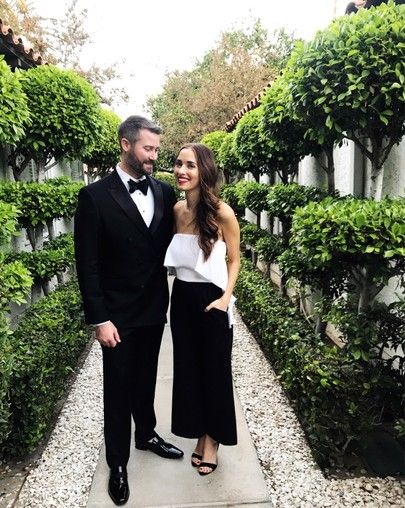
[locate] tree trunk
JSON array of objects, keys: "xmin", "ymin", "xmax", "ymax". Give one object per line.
[
  {"xmin": 47, "ymin": 220, "xmax": 56, "ymax": 241},
  {"xmin": 314, "ymin": 280, "xmax": 332, "ymax": 338},
  {"xmin": 41, "ymin": 279, "xmax": 51, "ymax": 296},
  {"xmin": 8, "ymin": 149, "xmax": 30, "ymax": 181},
  {"xmin": 281, "ymin": 168, "xmax": 289, "ymax": 184},
  {"xmin": 325, "ymin": 148, "xmax": 335, "ymax": 194},
  {"xmin": 12, "ymin": 168, "xmax": 22, "ymax": 181},
  {"xmin": 368, "ymin": 138, "xmax": 382, "ymax": 200},
  {"xmin": 357, "ymin": 266, "xmax": 374, "ymax": 313},
  {"xmin": 27, "ymin": 224, "xmax": 44, "ymax": 251},
  {"xmin": 279, "ymin": 219, "xmax": 291, "ymax": 296},
  {"xmin": 31, "ymin": 283, "xmax": 42, "ymax": 303},
  {"xmin": 36, "ymin": 158, "xmax": 46, "ymax": 182},
  {"xmin": 369, "ymin": 159, "xmax": 381, "ymax": 200},
  {"xmin": 315, "ymin": 316, "xmax": 328, "ymax": 338},
  {"xmin": 252, "ymin": 249, "xmax": 258, "ymax": 266},
  {"xmin": 279, "ymin": 272, "xmax": 287, "ymax": 296}
]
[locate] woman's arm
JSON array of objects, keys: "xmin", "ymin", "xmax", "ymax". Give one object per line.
[{"xmin": 206, "ymin": 201, "xmax": 240, "ymax": 311}]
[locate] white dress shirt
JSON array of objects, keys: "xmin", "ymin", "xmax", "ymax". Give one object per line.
[{"xmin": 116, "ymin": 164, "xmax": 155, "ymax": 227}]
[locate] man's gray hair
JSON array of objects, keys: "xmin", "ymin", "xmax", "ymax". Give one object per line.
[{"xmin": 118, "ymin": 115, "xmax": 162, "ymax": 147}]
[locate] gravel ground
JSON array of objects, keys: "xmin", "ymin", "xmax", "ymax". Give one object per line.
[
  {"xmin": 232, "ymin": 311, "xmax": 405, "ymax": 508},
  {"xmin": 15, "ymin": 343, "xmax": 104, "ymax": 508},
  {"xmin": 14, "ymin": 310, "xmax": 405, "ymax": 507}
]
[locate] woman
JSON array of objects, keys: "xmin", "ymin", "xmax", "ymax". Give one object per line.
[{"xmin": 164, "ymin": 143, "xmax": 240, "ymax": 476}]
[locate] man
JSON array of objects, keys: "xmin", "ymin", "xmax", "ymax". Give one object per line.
[{"xmin": 74, "ymin": 116, "xmax": 183, "ymax": 506}]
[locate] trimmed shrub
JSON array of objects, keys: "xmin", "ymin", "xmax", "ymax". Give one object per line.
[
  {"xmin": 235, "ymin": 259, "xmax": 403, "ymax": 465},
  {"xmin": 0, "ymin": 203, "xmax": 32, "ymax": 445},
  {"xmin": 240, "ymin": 222, "xmax": 269, "ymax": 246},
  {"xmin": 154, "ymin": 171, "xmax": 182, "ymax": 200},
  {"xmin": 0, "ymin": 315, "xmax": 13, "ymax": 449},
  {"xmin": 1, "ymin": 278, "xmax": 91, "ymax": 456},
  {"xmin": 0, "ymin": 180, "xmax": 84, "ymax": 228},
  {"xmin": 0, "ymin": 55, "xmax": 30, "ymax": 146},
  {"xmin": 220, "ymin": 183, "xmax": 244, "ymax": 216},
  {"xmin": 6, "ymin": 233, "xmax": 74, "ymax": 284}
]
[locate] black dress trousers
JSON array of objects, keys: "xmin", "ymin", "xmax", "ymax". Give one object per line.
[
  {"xmin": 170, "ymin": 278, "xmax": 237, "ymax": 446},
  {"xmin": 102, "ymin": 324, "xmax": 164, "ymax": 468}
]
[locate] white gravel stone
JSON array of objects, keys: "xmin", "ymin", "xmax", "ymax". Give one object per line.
[
  {"xmin": 232, "ymin": 310, "xmax": 405, "ymax": 508},
  {"xmin": 15, "ymin": 341, "xmax": 103, "ymax": 508}
]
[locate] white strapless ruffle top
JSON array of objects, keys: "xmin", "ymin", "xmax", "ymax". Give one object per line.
[{"xmin": 164, "ymin": 233, "xmax": 236, "ymax": 326}]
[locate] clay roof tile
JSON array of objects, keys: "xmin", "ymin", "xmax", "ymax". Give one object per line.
[
  {"xmin": 0, "ymin": 19, "xmax": 43, "ymax": 67},
  {"xmin": 225, "ymin": 81, "xmax": 273, "ymax": 132}
]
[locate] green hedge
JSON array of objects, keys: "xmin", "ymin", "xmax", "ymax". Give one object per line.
[
  {"xmin": 154, "ymin": 171, "xmax": 182, "ymax": 200},
  {"xmin": 1, "ymin": 278, "xmax": 91, "ymax": 457},
  {"xmin": 240, "ymin": 222, "xmax": 269, "ymax": 246},
  {"xmin": 0, "ymin": 316, "xmax": 13, "ymax": 447},
  {"xmin": 235, "ymin": 259, "xmax": 403, "ymax": 465},
  {"xmin": 220, "ymin": 183, "xmax": 244, "ymax": 216},
  {"xmin": 6, "ymin": 233, "xmax": 74, "ymax": 284},
  {"xmin": 0, "ymin": 179, "xmax": 84, "ymax": 228},
  {"xmin": 0, "ymin": 202, "xmax": 32, "ymax": 445}
]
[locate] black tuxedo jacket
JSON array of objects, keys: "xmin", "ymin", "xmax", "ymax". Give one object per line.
[{"xmin": 74, "ymin": 170, "xmax": 176, "ymax": 328}]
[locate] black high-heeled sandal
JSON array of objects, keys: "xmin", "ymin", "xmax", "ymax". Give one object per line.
[
  {"xmin": 191, "ymin": 452, "xmax": 203, "ymax": 467},
  {"xmin": 198, "ymin": 443, "xmax": 219, "ymax": 476}
]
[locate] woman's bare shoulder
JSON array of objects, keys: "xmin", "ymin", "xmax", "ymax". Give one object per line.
[
  {"xmin": 217, "ymin": 200, "xmax": 236, "ymax": 223},
  {"xmin": 174, "ymin": 200, "xmax": 186, "ymax": 212}
]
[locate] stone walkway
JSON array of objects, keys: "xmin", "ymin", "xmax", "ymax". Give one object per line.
[{"xmin": 87, "ymin": 324, "xmax": 271, "ymax": 507}]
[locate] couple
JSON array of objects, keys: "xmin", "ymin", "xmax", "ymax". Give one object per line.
[{"xmin": 74, "ymin": 115, "xmax": 240, "ymax": 506}]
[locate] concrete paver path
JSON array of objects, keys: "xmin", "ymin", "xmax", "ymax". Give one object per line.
[{"xmin": 86, "ymin": 323, "xmax": 272, "ymax": 507}]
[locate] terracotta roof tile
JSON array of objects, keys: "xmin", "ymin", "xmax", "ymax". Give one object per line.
[
  {"xmin": 0, "ymin": 18, "xmax": 43, "ymax": 67},
  {"xmin": 225, "ymin": 82, "xmax": 273, "ymax": 132}
]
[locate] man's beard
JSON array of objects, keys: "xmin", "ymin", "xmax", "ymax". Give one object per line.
[{"xmin": 126, "ymin": 153, "xmax": 154, "ymax": 177}]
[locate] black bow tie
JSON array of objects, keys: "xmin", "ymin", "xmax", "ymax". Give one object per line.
[{"xmin": 128, "ymin": 178, "xmax": 148, "ymax": 195}]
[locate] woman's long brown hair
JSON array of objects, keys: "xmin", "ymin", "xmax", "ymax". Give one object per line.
[{"xmin": 177, "ymin": 143, "xmax": 221, "ymax": 260}]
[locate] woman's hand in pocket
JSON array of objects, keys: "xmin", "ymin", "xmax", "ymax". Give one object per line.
[{"xmin": 205, "ymin": 297, "xmax": 228, "ymax": 313}]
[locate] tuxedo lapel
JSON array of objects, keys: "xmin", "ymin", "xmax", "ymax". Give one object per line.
[
  {"xmin": 107, "ymin": 170, "xmax": 152, "ymax": 240},
  {"xmin": 149, "ymin": 177, "xmax": 164, "ymax": 236}
]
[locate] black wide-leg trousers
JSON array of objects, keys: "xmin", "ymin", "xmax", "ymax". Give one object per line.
[
  {"xmin": 170, "ymin": 278, "xmax": 237, "ymax": 446},
  {"xmin": 101, "ymin": 324, "xmax": 164, "ymax": 468}
]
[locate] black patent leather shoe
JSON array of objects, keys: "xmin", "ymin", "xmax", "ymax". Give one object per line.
[
  {"xmin": 135, "ymin": 434, "xmax": 184, "ymax": 459},
  {"xmin": 108, "ymin": 466, "xmax": 129, "ymax": 506}
]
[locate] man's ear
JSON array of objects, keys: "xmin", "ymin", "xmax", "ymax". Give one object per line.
[{"xmin": 121, "ymin": 138, "xmax": 131, "ymax": 152}]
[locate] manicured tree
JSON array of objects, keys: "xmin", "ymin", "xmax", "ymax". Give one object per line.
[
  {"xmin": 0, "ymin": 202, "xmax": 32, "ymax": 448},
  {"xmin": 155, "ymin": 147, "xmax": 176, "ymax": 172},
  {"xmin": 235, "ymin": 180, "xmax": 270, "ymax": 227},
  {"xmin": 233, "ymin": 106, "xmax": 269, "ymax": 182},
  {"xmin": 261, "ymin": 75, "xmax": 318, "ymax": 185},
  {"xmin": 200, "ymin": 131, "xmax": 227, "ymax": 160},
  {"xmin": 217, "ymin": 131, "xmax": 244, "ymax": 183},
  {"xmin": 219, "ymin": 183, "xmax": 244, "ymax": 216},
  {"xmin": 267, "ymin": 182, "xmax": 329, "ymax": 296},
  {"xmin": 0, "ymin": 56, "xmax": 30, "ymax": 146},
  {"xmin": 83, "ymin": 108, "xmax": 121, "ymax": 181},
  {"xmin": 286, "ymin": 1, "xmax": 405, "ymax": 198},
  {"xmin": 200, "ymin": 130, "xmax": 228, "ymax": 179},
  {"xmin": 9, "ymin": 65, "xmax": 103, "ymax": 181},
  {"xmin": 288, "ymin": 197, "xmax": 405, "ymax": 313},
  {"xmin": 0, "ymin": 179, "xmax": 83, "ymax": 250},
  {"xmin": 273, "ymin": 55, "xmax": 341, "ymax": 193},
  {"xmin": 154, "ymin": 171, "xmax": 182, "ymax": 200}
]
